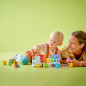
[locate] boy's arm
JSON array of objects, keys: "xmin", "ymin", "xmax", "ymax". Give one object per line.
[
  {"xmin": 25, "ymin": 49, "xmax": 35, "ymax": 63},
  {"xmin": 25, "ymin": 43, "xmax": 47, "ymax": 63},
  {"xmin": 33, "ymin": 43, "xmax": 47, "ymax": 55}
]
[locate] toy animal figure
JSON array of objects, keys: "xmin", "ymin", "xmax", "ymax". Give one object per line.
[{"xmin": 9, "ymin": 54, "xmax": 30, "ymax": 65}]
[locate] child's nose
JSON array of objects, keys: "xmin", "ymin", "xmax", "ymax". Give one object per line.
[
  {"xmin": 68, "ymin": 43, "xmax": 71, "ymax": 48},
  {"xmin": 51, "ymin": 41, "xmax": 54, "ymax": 44}
]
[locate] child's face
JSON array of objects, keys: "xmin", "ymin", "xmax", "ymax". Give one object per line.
[{"xmin": 49, "ymin": 35, "xmax": 61, "ymax": 48}]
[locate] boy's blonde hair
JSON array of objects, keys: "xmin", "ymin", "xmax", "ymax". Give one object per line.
[{"xmin": 50, "ymin": 31, "xmax": 64, "ymax": 43}]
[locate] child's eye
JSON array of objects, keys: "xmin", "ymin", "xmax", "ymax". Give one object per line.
[
  {"xmin": 69, "ymin": 41, "xmax": 73, "ymax": 45},
  {"xmin": 51, "ymin": 39, "xmax": 52, "ymax": 41},
  {"xmin": 54, "ymin": 41, "xmax": 56, "ymax": 43}
]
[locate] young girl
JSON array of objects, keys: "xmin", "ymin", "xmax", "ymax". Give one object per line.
[{"xmin": 9, "ymin": 31, "xmax": 64, "ymax": 64}]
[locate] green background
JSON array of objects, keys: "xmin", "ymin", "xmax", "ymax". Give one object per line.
[{"xmin": 0, "ymin": 0, "xmax": 86, "ymax": 86}]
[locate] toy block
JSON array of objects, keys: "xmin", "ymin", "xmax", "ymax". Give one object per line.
[
  {"xmin": 43, "ymin": 63, "xmax": 48, "ymax": 68},
  {"xmin": 49, "ymin": 53, "xmax": 51, "ymax": 56},
  {"xmin": 35, "ymin": 56, "xmax": 40, "ymax": 64},
  {"xmin": 53, "ymin": 54, "xmax": 59, "ymax": 59},
  {"xmin": 32, "ymin": 56, "xmax": 36, "ymax": 66},
  {"xmin": 36, "ymin": 60, "xmax": 40, "ymax": 64},
  {"xmin": 53, "ymin": 59, "xmax": 57, "ymax": 62},
  {"xmin": 32, "ymin": 61, "xmax": 36, "ymax": 66},
  {"xmin": 50, "ymin": 58, "xmax": 53, "ymax": 62},
  {"xmin": 48, "ymin": 53, "xmax": 52, "ymax": 58},
  {"xmin": 32, "ymin": 56, "xmax": 35, "ymax": 60},
  {"xmin": 48, "ymin": 63, "xmax": 51, "ymax": 67},
  {"xmin": 39, "ymin": 55, "xmax": 43, "ymax": 59},
  {"xmin": 51, "ymin": 63, "xmax": 55, "ymax": 67},
  {"xmin": 53, "ymin": 54, "xmax": 57, "ymax": 59},
  {"xmin": 43, "ymin": 59, "xmax": 46, "ymax": 63},
  {"xmin": 14, "ymin": 61, "xmax": 17, "ymax": 65},
  {"xmin": 14, "ymin": 65, "xmax": 18, "ymax": 68},
  {"xmin": 43, "ymin": 55, "xmax": 46, "ymax": 59},
  {"xmin": 36, "ymin": 63, "xmax": 40, "ymax": 68},
  {"xmin": 57, "ymin": 55, "xmax": 59, "ymax": 58},
  {"xmin": 57, "ymin": 58, "xmax": 60, "ymax": 62},
  {"xmin": 36, "ymin": 56, "xmax": 40, "ymax": 61},
  {"xmin": 40, "ymin": 59, "xmax": 43, "ymax": 63},
  {"xmin": 55, "ymin": 63, "xmax": 60, "ymax": 68},
  {"xmin": 69, "ymin": 63, "xmax": 73, "ymax": 68},
  {"xmin": 8, "ymin": 61, "xmax": 12, "ymax": 65},
  {"xmin": 47, "ymin": 58, "xmax": 50, "ymax": 63},
  {"xmin": 2, "ymin": 61, "xmax": 6, "ymax": 65}
]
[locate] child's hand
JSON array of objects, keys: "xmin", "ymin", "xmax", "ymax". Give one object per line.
[{"xmin": 33, "ymin": 45, "xmax": 41, "ymax": 55}]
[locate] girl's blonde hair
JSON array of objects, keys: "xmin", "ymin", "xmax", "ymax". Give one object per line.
[{"xmin": 50, "ymin": 31, "xmax": 64, "ymax": 43}]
